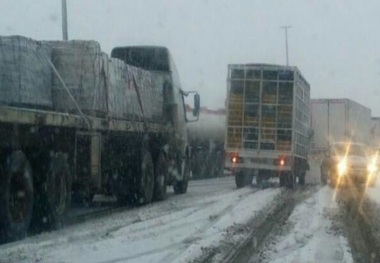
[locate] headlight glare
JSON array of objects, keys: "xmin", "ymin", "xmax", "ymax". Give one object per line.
[
  {"xmin": 338, "ymin": 160, "xmax": 346, "ymax": 176},
  {"xmin": 368, "ymin": 163, "xmax": 378, "ymax": 173}
]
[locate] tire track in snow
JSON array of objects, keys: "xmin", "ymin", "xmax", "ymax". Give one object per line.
[
  {"xmin": 95, "ymin": 188, "xmax": 261, "ymax": 263},
  {"xmin": 0, "ymin": 179, "xmax": 253, "ymax": 263}
]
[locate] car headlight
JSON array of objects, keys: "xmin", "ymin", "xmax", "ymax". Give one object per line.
[
  {"xmin": 338, "ymin": 160, "xmax": 346, "ymax": 176},
  {"xmin": 367, "ymin": 163, "xmax": 378, "ymax": 173}
]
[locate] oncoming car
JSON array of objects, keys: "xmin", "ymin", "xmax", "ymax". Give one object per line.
[{"xmin": 320, "ymin": 142, "xmax": 378, "ymax": 187}]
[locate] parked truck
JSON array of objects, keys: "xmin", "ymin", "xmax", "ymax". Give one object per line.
[
  {"xmin": 224, "ymin": 64, "xmax": 311, "ymax": 188},
  {"xmin": 310, "ymin": 99, "xmax": 371, "ymax": 153},
  {"xmin": 0, "ymin": 36, "xmax": 199, "ymax": 242}
]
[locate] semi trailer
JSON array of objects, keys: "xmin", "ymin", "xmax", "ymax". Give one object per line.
[
  {"xmin": 224, "ymin": 64, "xmax": 311, "ymax": 188},
  {"xmin": 0, "ymin": 36, "xmax": 199, "ymax": 242}
]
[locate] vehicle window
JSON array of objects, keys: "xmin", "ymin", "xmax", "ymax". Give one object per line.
[{"xmin": 332, "ymin": 144, "xmax": 366, "ymax": 156}]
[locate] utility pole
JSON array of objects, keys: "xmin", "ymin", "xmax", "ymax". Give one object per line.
[
  {"xmin": 62, "ymin": 0, "xmax": 68, "ymax": 40},
  {"xmin": 280, "ymin": 26, "xmax": 291, "ymax": 66}
]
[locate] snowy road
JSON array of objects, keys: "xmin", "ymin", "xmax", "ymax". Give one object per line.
[
  {"xmin": 2, "ymin": 171, "xmax": 380, "ymax": 263},
  {"xmin": 0, "ymin": 177, "xmax": 282, "ymax": 263},
  {"xmin": 252, "ymin": 187, "xmax": 354, "ymax": 263}
]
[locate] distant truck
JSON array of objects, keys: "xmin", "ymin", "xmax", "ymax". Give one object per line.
[
  {"xmin": 370, "ymin": 117, "xmax": 380, "ymax": 146},
  {"xmin": 310, "ymin": 99, "xmax": 371, "ymax": 153},
  {"xmin": 224, "ymin": 64, "xmax": 311, "ymax": 188},
  {"xmin": 0, "ymin": 36, "xmax": 199, "ymax": 242},
  {"xmin": 187, "ymin": 107, "xmax": 225, "ymax": 179}
]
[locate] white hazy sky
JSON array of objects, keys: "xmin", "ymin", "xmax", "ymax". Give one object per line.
[{"xmin": 1, "ymin": 0, "xmax": 380, "ymax": 114}]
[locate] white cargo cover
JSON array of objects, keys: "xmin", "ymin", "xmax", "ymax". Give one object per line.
[
  {"xmin": 311, "ymin": 98, "xmax": 371, "ymax": 152},
  {"xmin": 107, "ymin": 58, "xmax": 127, "ymax": 119},
  {"xmin": 0, "ymin": 35, "xmax": 52, "ymax": 108},
  {"xmin": 47, "ymin": 40, "xmax": 107, "ymax": 116},
  {"xmin": 127, "ymin": 65, "xmax": 164, "ymax": 121}
]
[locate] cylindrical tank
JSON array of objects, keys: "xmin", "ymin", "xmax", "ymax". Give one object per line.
[{"xmin": 187, "ymin": 107, "xmax": 226, "ymax": 179}]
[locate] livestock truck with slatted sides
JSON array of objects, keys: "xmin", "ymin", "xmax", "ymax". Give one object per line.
[
  {"xmin": 224, "ymin": 64, "xmax": 311, "ymax": 188},
  {"xmin": 0, "ymin": 36, "xmax": 200, "ymax": 243}
]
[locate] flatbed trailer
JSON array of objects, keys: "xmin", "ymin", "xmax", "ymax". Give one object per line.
[{"xmin": 0, "ymin": 41, "xmax": 200, "ymax": 243}]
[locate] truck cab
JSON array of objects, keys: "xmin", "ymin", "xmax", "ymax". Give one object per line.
[{"xmin": 111, "ymin": 46, "xmax": 200, "ymax": 191}]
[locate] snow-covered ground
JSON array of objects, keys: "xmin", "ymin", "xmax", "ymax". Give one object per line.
[
  {"xmin": 0, "ymin": 177, "xmax": 281, "ymax": 263},
  {"xmin": 366, "ymin": 175, "xmax": 380, "ymax": 205},
  {"xmin": 254, "ymin": 186, "xmax": 354, "ymax": 263}
]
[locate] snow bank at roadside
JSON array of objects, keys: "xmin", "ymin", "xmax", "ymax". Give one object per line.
[{"xmin": 257, "ymin": 187, "xmax": 353, "ymax": 263}]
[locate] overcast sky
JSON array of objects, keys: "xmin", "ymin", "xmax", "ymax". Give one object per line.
[{"xmin": 1, "ymin": 0, "xmax": 380, "ymax": 114}]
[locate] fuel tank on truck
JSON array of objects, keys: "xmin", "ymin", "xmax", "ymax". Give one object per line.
[{"xmin": 187, "ymin": 107, "xmax": 226, "ymax": 179}]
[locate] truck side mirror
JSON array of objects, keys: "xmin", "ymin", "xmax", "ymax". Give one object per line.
[{"xmin": 193, "ymin": 94, "xmax": 200, "ymax": 117}]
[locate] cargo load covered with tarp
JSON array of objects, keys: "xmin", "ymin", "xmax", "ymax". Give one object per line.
[
  {"xmin": 107, "ymin": 58, "xmax": 127, "ymax": 119},
  {"xmin": 46, "ymin": 40, "xmax": 107, "ymax": 116},
  {"xmin": 106, "ymin": 60, "xmax": 164, "ymax": 121},
  {"xmin": 0, "ymin": 35, "xmax": 52, "ymax": 108},
  {"xmin": 124, "ymin": 65, "xmax": 164, "ymax": 121}
]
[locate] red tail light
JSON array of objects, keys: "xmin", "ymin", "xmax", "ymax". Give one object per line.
[{"xmin": 231, "ymin": 156, "xmax": 243, "ymax": 163}]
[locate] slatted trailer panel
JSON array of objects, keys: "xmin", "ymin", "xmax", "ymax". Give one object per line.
[{"xmin": 225, "ymin": 64, "xmax": 310, "ymax": 159}]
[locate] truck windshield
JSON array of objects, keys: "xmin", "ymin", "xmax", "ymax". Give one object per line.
[
  {"xmin": 332, "ymin": 144, "xmax": 366, "ymax": 157},
  {"xmin": 111, "ymin": 47, "xmax": 170, "ymax": 72}
]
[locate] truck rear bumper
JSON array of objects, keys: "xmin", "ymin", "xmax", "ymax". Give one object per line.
[{"xmin": 224, "ymin": 159, "xmax": 292, "ymax": 172}]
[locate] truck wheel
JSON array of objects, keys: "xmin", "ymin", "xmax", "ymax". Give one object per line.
[
  {"xmin": 33, "ymin": 153, "xmax": 71, "ymax": 230},
  {"xmin": 45, "ymin": 153, "xmax": 71, "ymax": 229},
  {"xmin": 279, "ymin": 173, "xmax": 286, "ymax": 187},
  {"xmin": 0, "ymin": 151, "xmax": 33, "ymax": 243},
  {"xmin": 113, "ymin": 167, "xmax": 132, "ymax": 206},
  {"xmin": 320, "ymin": 166, "xmax": 327, "ymax": 185},
  {"xmin": 173, "ymin": 159, "xmax": 190, "ymax": 194},
  {"xmin": 320, "ymin": 174, "xmax": 327, "ymax": 185},
  {"xmin": 153, "ymin": 152, "xmax": 168, "ymax": 201},
  {"xmin": 247, "ymin": 174, "xmax": 253, "ymax": 186},
  {"xmin": 235, "ymin": 171, "xmax": 246, "ymax": 188},
  {"xmin": 298, "ymin": 172, "xmax": 306, "ymax": 186},
  {"xmin": 329, "ymin": 173, "xmax": 337, "ymax": 188},
  {"xmin": 135, "ymin": 150, "xmax": 155, "ymax": 204},
  {"xmin": 286, "ymin": 172, "xmax": 296, "ymax": 189},
  {"xmin": 256, "ymin": 173, "xmax": 263, "ymax": 186}
]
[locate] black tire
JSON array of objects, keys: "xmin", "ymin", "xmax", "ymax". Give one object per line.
[
  {"xmin": 279, "ymin": 173, "xmax": 286, "ymax": 187},
  {"xmin": 0, "ymin": 151, "xmax": 33, "ymax": 243},
  {"xmin": 134, "ymin": 150, "xmax": 155, "ymax": 204},
  {"xmin": 298, "ymin": 172, "xmax": 306, "ymax": 186},
  {"xmin": 153, "ymin": 152, "xmax": 168, "ymax": 201},
  {"xmin": 34, "ymin": 153, "xmax": 71, "ymax": 230},
  {"xmin": 246, "ymin": 174, "xmax": 253, "ymax": 186},
  {"xmin": 256, "ymin": 173, "xmax": 263, "ymax": 186},
  {"xmin": 329, "ymin": 174, "xmax": 337, "ymax": 188},
  {"xmin": 286, "ymin": 172, "xmax": 296, "ymax": 189},
  {"xmin": 321, "ymin": 174, "xmax": 327, "ymax": 185},
  {"xmin": 320, "ymin": 166, "xmax": 327, "ymax": 185},
  {"xmin": 173, "ymin": 159, "xmax": 190, "ymax": 194},
  {"xmin": 113, "ymin": 167, "xmax": 132, "ymax": 206},
  {"xmin": 235, "ymin": 171, "xmax": 246, "ymax": 188}
]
